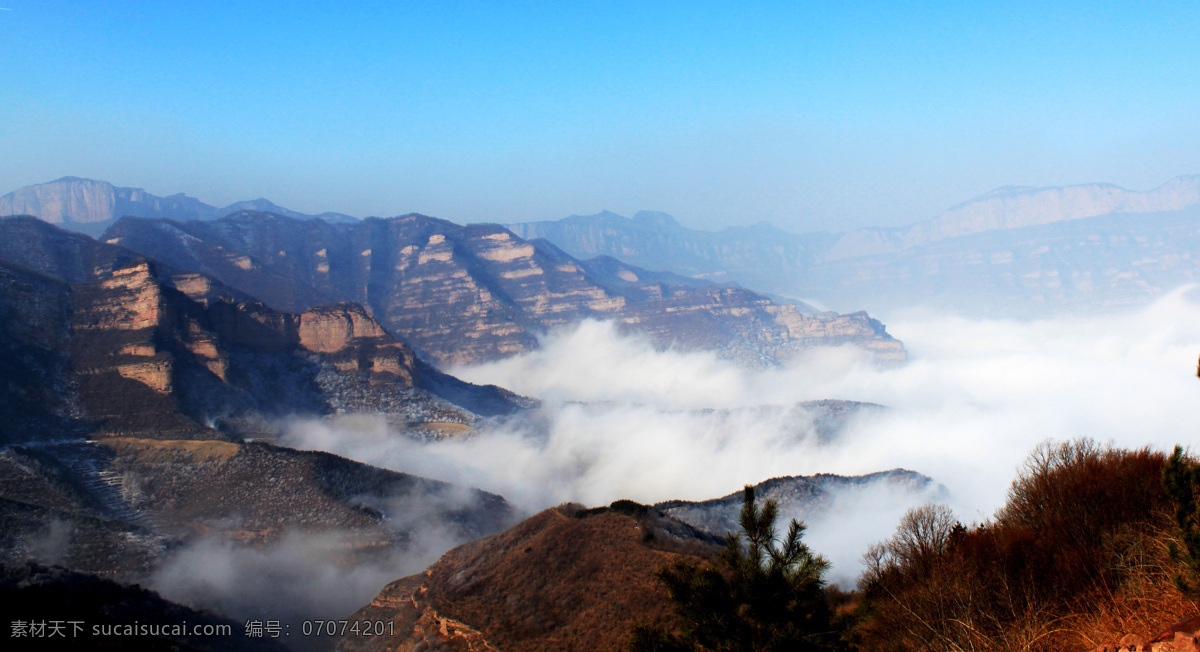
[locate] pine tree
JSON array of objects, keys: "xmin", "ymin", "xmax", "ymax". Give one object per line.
[
  {"xmin": 1163, "ymin": 445, "xmax": 1200, "ymax": 594},
  {"xmin": 629, "ymin": 485, "xmax": 838, "ymax": 651}
]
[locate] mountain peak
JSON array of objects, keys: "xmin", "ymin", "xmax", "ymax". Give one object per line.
[
  {"xmin": 563, "ymin": 209, "xmax": 628, "ymax": 222},
  {"xmin": 632, "ymin": 210, "xmax": 679, "ymax": 228}
]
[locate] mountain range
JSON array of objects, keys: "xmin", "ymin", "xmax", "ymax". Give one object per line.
[
  {"xmin": 96, "ymin": 212, "xmax": 903, "ymax": 365},
  {"xmin": 2, "ymin": 173, "xmax": 1195, "ymax": 648},
  {"xmin": 10, "ymin": 174, "xmax": 1200, "ymax": 317},
  {"xmin": 0, "ymin": 175, "xmax": 935, "ymax": 650},
  {"xmin": 508, "ymin": 176, "xmax": 1200, "ymax": 315},
  {"xmin": 0, "ymin": 176, "xmax": 356, "ymax": 237}
]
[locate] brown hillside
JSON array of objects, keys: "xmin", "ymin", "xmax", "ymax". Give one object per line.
[{"xmin": 339, "ymin": 504, "xmax": 722, "ymax": 652}]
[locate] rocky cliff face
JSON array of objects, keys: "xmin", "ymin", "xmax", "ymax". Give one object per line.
[
  {"xmin": 0, "ymin": 227, "xmax": 529, "ymax": 443},
  {"xmin": 103, "ymin": 212, "xmax": 904, "ymax": 365},
  {"xmin": 0, "ymin": 215, "xmax": 149, "ymax": 283},
  {"xmin": 338, "ymin": 503, "xmax": 721, "ymax": 652},
  {"xmin": 64, "ymin": 260, "xmax": 436, "ymax": 438},
  {"xmin": 0, "ymin": 177, "xmax": 215, "ymax": 230}
]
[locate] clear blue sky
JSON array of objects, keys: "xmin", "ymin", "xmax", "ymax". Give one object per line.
[{"xmin": 2, "ymin": 1, "xmax": 1198, "ymax": 231}]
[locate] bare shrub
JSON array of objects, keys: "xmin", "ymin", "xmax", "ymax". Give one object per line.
[{"xmin": 854, "ymin": 439, "xmax": 1178, "ymax": 652}]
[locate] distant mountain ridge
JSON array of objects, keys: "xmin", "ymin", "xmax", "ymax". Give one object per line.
[
  {"xmin": 0, "ymin": 177, "xmax": 356, "ymax": 236},
  {"xmin": 507, "ymin": 176, "xmax": 1200, "ymax": 315},
  {"xmin": 656, "ymin": 468, "xmax": 947, "ymax": 538},
  {"xmin": 827, "ymin": 175, "xmax": 1200, "ymax": 260}
]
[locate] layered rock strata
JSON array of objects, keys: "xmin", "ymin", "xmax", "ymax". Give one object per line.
[
  {"xmin": 103, "ymin": 212, "xmax": 905, "ymax": 365},
  {"xmin": 0, "ymin": 235, "xmax": 527, "ymax": 443}
]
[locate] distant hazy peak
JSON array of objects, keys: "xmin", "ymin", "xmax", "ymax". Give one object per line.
[
  {"xmin": 0, "ymin": 177, "xmax": 358, "ymax": 230},
  {"xmin": 555, "ymin": 209, "xmax": 627, "ymax": 222},
  {"xmin": 927, "ymin": 175, "xmax": 1200, "ymax": 241},
  {"xmin": 631, "ymin": 210, "xmax": 680, "ymax": 227},
  {"xmin": 216, "ymin": 198, "xmax": 357, "ymax": 223},
  {"xmin": 219, "ymin": 197, "xmax": 281, "ymax": 211}
]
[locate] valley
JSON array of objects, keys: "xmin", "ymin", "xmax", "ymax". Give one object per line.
[
  {"xmin": 6, "ymin": 6, "xmax": 1198, "ymax": 649},
  {"xmin": 1, "ymin": 176, "xmax": 1198, "ymax": 651}
]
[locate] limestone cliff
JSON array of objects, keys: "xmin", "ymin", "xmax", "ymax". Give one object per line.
[
  {"xmin": 0, "ymin": 243, "xmax": 528, "ymax": 443},
  {"xmin": 103, "ymin": 212, "xmax": 905, "ymax": 365},
  {"xmin": 0, "ymin": 177, "xmax": 214, "ymax": 230}
]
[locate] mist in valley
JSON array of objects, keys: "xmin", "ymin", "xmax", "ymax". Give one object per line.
[
  {"xmin": 274, "ymin": 285, "xmax": 1200, "ymax": 584},
  {"xmin": 141, "ymin": 485, "xmax": 499, "ymax": 638}
]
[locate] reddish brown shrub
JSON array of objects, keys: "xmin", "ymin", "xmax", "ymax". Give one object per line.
[{"xmin": 854, "ymin": 439, "xmax": 1185, "ymax": 652}]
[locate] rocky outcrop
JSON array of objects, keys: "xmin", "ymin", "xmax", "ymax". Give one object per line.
[
  {"xmin": 103, "ymin": 212, "xmax": 905, "ymax": 365},
  {"xmin": 0, "ymin": 215, "xmax": 261, "ymax": 307},
  {"xmin": 338, "ymin": 503, "xmax": 721, "ymax": 652},
  {"xmin": 1092, "ymin": 615, "xmax": 1200, "ymax": 652}
]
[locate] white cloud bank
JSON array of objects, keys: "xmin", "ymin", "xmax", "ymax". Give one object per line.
[{"xmin": 279, "ymin": 286, "xmax": 1200, "ymax": 580}]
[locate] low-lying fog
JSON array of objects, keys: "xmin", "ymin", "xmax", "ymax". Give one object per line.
[{"xmin": 278, "ymin": 285, "xmax": 1200, "ymax": 585}]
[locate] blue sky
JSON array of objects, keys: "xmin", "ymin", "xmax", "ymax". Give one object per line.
[{"xmin": 2, "ymin": 1, "xmax": 1198, "ymax": 231}]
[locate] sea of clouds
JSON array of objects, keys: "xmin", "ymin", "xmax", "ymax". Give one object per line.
[{"xmin": 276, "ymin": 285, "xmax": 1200, "ymax": 584}]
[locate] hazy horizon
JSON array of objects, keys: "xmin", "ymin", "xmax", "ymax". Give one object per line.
[
  {"xmin": 4, "ymin": 1, "xmax": 1199, "ymax": 232},
  {"xmin": 6, "ymin": 172, "xmax": 1200, "ymax": 238}
]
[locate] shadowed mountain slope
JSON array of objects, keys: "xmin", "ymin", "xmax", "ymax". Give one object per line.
[
  {"xmin": 0, "ymin": 439, "xmax": 516, "ymax": 577},
  {"xmin": 2, "ymin": 561, "xmax": 287, "ymax": 652},
  {"xmin": 0, "ymin": 229, "xmax": 528, "ymax": 444}
]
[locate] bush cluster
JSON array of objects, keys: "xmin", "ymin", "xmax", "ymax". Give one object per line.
[{"xmin": 855, "ymin": 439, "xmax": 1190, "ymax": 651}]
